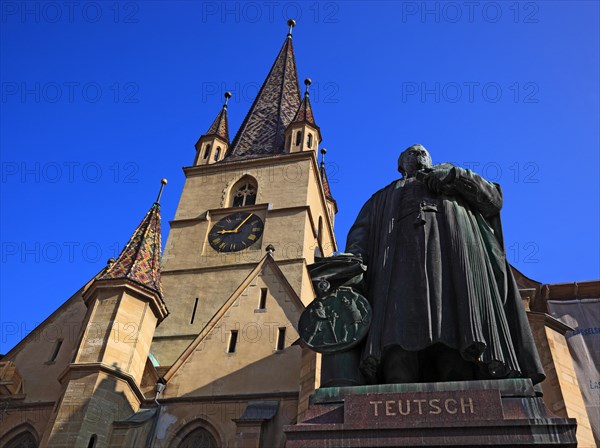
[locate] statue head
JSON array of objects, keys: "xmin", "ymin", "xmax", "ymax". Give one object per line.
[{"xmin": 398, "ymin": 144, "xmax": 432, "ymax": 177}]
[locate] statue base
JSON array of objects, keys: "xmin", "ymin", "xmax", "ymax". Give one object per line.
[{"xmin": 284, "ymin": 379, "xmax": 577, "ymax": 447}]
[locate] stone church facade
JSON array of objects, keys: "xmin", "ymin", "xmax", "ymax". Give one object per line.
[{"xmin": 0, "ymin": 23, "xmax": 597, "ymax": 448}]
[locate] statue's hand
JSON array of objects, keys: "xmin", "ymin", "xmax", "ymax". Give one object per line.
[{"xmin": 423, "ymin": 165, "xmax": 455, "ymax": 193}]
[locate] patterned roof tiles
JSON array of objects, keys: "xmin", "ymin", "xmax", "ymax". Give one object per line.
[
  {"xmin": 227, "ymin": 36, "xmax": 301, "ymax": 159},
  {"xmin": 100, "ymin": 202, "xmax": 163, "ymax": 296},
  {"xmin": 320, "ymin": 163, "xmax": 335, "ymax": 203},
  {"xmin": 291, "ymin": 93, "xmax": 316, "ymax": 126},
  {"xmin": 205, "ymin": 106, "xmax": 230, "ymax": 143}
]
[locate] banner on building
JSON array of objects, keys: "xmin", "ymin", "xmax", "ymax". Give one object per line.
[{"xmin": 548, "ymin": 298, "xmax": 599, "ymax": 446}]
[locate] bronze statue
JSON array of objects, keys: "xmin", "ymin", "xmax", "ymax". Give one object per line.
[{"xmin": 345, "ymin": 144, "xmax": 545, "ymax": 385}]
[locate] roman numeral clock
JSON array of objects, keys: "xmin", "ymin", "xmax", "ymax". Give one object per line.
[{"xmin": 207, "ymin": 208, "xmax": 265, "ymax": 253}]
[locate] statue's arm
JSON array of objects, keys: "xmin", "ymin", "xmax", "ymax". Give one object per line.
[
  {"xmin": 345, "ymin": 198, "xmax": 373, "ymax": 265},
  {"xmin": 452, "ymin": 166, "xmax": 503, "ymax": 217},
  {"xmin": 425, "ymin": 163, "xmax": 503, "ymax": 217}
]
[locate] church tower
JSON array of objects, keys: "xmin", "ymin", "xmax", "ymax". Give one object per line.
[
  {"xmin": 39, "ymin": 183, "xmax": 169, "ymax": 447},
  {"xmin": 151, "ymin": 21, "xmax": 337, "ymax": 368}
]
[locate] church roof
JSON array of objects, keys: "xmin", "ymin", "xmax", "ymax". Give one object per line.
[
  {"xmin": 204, "ymin": 105, "xmax": 230, "ymax": 143},
  {"xmin": 100, "ymin": 202, "xmax": 163, "ymax": 297},
  {"xmin": 227, "ymin": 35, "xmax": 301, "ymax": 160}
]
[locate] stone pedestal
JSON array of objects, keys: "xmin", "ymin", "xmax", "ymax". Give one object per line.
[{"xmin": 284, "ymin": 379, "xmax": 577, "ymax": 447}]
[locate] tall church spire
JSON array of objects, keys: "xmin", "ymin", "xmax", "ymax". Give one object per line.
[
  {"xmin": 227, "ymin": 20, "xmax": 301, "ymax": 159},
  {"xmin": 100, "ymin": 181, "xmax": 166, "ymax": 297}
]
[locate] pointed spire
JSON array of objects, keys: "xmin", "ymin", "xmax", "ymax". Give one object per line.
[
  {"xmin": 319, "ymin": 148, "xmax": 334, "ymax": 202},
  {"xmin": 291, "ymin": 78, "xmax": 317, "ymax": 126},
  {"xmin": 204, "ymin": 92, "xmax": 231, "ymax": 143},
  {"xmin": 100, "ymin": 180, "xmax": 165, "ymax": 296},
  {"xmin": 228, "ymin": 21, "xmax": 301, "ymax": 159}
]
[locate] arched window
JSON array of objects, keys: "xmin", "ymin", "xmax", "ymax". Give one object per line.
[
  {"xmin": 203, "ymin": 144, "xmax": 211, "ymax": 159},
  {"xmin": 231, "ymin": 177, "xmax": 257, "ymax": 207},
  {"xmin": 178, "ymin": 428, "xmax": 218, "ymax": 448},
  {"xmin": 4, "ymin": 431, "xmax": 37, "ymax": 448},
  {"xmin": 307, "ymin": 133, "xmax": 313, "ymax": 148},
  {"xmin": 213, "ymin": 147, "xmax": 221, "ymax": 162},
  {"xmin": 295, "ymin": 131, "xmax": 302, "ymax": 146}
]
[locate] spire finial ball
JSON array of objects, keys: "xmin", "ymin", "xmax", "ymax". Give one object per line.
[
  {"xmin": 287, "ymin": 19, "xmax": 296, "ymax": 28},
  {"xmin": 304, "ymin": 78, "xmax": 312, "ymax": 87},
  {"xmin": 224, "ymin": 91, "xmax": 232, "ymax": 99},
  {"xmin": 321, "ymin": 148, "xmax": 327, "ymax": 155},
  {"xmin": 161, "ymin": 178, "xmax": 168, "ymax": 185}
]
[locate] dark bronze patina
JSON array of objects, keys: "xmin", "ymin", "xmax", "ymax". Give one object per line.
[{"xmin": 304, "ymin": 145, "xmax": 545, "ymax": 386}]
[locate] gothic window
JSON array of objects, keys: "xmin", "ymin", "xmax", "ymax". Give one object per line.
[
  {"xmin": 214, "ymin": 147, "xmax": 221, "ymax": 162},
  {"xmin": 203, "ymin": 144, "xmax": 211, "ymax": 159},
  {"xmin": 4, "ymin": 432, "xmax": 37, "ymax": 448},
  {"xmin": 307, "ymin": 133, "xmax": 313, "ymax": 148},
  {"xmin": 231, "ymin": 177, "xmax": 257, "ymax": 207},
  {"xmin": 178, "ymin": 428, "xmax": 218, "ymax": 448},
  {"xmin": 87, "ymin": 435, "xmax": 97, "ymax": 448},
  {"xmin": 295, "ymin": 130, "xmax": 302, "ymax": 146}
]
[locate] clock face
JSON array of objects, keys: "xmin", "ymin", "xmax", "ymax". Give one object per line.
[{"xmin": 208, "ymin": 211, "xmax": 265, "ymax": 253}]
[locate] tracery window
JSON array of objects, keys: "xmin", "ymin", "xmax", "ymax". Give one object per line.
[
  {"xmin": 178, "ymin": 428, "xmax": 218, "ymax": 448},
  {"xmin": 4, "ymin": 432, "xmax": 37, "ymax": 448},
  {"xmin": 231, "ymin": 177, "xmax": 257, "ymax": 207}
]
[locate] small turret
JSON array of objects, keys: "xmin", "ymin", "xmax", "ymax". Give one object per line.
[
  {"xmin": 285, "ymin": 78, "xmax": 322, "ymax": 153},
  {"xmin": 195, "ymin": 92, "xmax": 231, "ymax": 165}
]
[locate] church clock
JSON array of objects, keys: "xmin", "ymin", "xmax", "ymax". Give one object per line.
[{"xmin": 208, "ymin": 211, "xmax": 265, "ymax": 253}]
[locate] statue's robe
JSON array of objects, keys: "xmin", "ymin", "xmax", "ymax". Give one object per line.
[{"xmin": 346, "ymin": 165, "xmax": 545, "ymax": 384}]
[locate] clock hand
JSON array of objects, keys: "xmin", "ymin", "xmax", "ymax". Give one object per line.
[
  {"xmin": 216, "ymin": 213, "xmax": 254, "ymax": 234},
  {"xmin": 231, "ymin": 213, "xmax": 254, "ymax": 233}
]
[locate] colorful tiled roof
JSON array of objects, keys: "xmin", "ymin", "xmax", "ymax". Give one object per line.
[
  {"xmin": 291, "ymin": 92, "xmax": 316, "ymax": 126},
  {"xmin": 320, "ymin": 163, "xmax": 335, "ymax": 203},
  {"xmin": 100, "ymin": 202, "xmax": 163, "ymax": 296},
  {"xmin": 227, "ymin": 36, "xmax": 301, "ymax": 159},
  {"xmin": 205, "ymin": 106, "xmax": 230, "ymax": 143}
]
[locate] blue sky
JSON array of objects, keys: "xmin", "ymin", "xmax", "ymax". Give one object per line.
[{"xmin": 1, "ymin": 1, "xmax": 598, "ymax": 353}]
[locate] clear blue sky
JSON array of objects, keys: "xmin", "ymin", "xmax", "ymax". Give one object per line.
[{"xmin": 1, "ymin": 1, "xmax": 598, "ymax": 353}]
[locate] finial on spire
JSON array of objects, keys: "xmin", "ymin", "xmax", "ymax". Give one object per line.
[
  {"xmin": 320, "ymin": 148, "xmax": 327, "ymax": 167},
  {"xmin": 266, "ymin": 244, "xmax": 276, "ymax": 254},
  {"xmin": 304, "ymin": 78, "xmax": 312, "ymax": 97},
  {"xmin": 156, "ymin": 178, "xmax": 168, "ymax": 204},
  {"xmin": 223, "ymin": 91, "xmax": 232, "ymax": 109},
  {"xmin": 287, "ymin": 19, "xmax": 296, "ymax": 38}
]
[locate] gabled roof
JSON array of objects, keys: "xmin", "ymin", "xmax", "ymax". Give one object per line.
[
  {"xmin": 162, "ymin": 252, "xmax": 304, "ymax": 382},
  {"xmin": 204, "ymin": 105, "xmax": 230, "ymax": 143},
  {"xmin": 227, "ymin": 35, "xmax": 301, "ymax": 160},
  {"xmin": 100, "ymin": 202, "xmax": 163, "ymax": 297}
]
